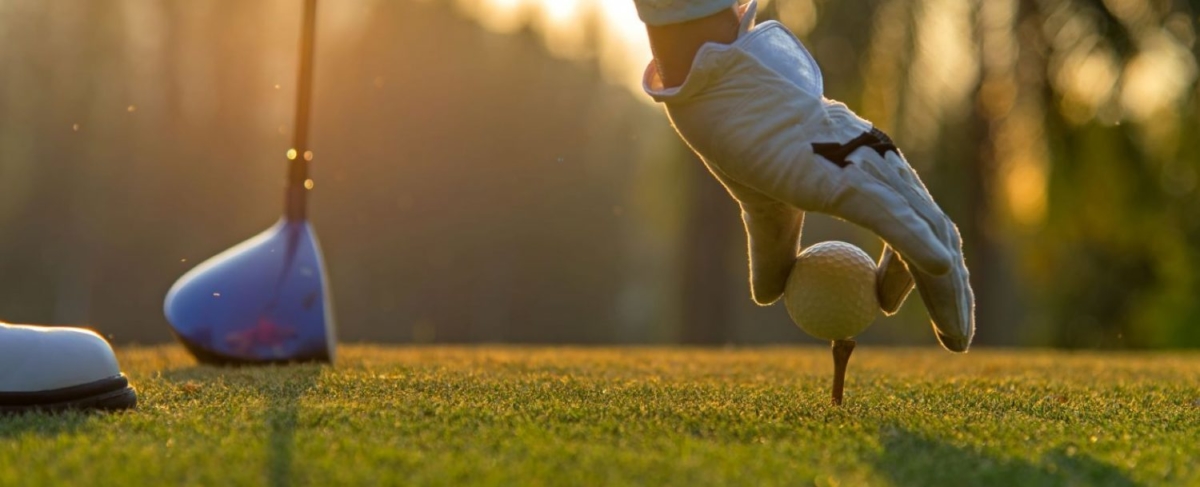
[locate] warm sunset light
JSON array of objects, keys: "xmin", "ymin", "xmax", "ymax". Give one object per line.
[
  {"xmin": 429, "ymin": 0, "xmax": 652, "ymax": 99},
  {"xmin": 4, "ymin": 1, "xmax": 1200, "ymax": 481}
]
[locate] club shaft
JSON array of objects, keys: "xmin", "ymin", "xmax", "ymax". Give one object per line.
[{"xmin": 286, "ymin": 0, "xmax": 318, "ymax": 221}]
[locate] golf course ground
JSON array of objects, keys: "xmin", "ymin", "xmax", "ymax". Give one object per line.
[{"xmin": 2, "ymin": 345, "xmax": 1197, "ymax": 486}]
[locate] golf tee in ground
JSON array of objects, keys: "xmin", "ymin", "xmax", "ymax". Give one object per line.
[{"xmin": 831, "ymin": 339, "xmax": 856, "ymax": 405}]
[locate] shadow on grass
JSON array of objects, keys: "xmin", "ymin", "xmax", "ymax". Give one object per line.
[
  {"xmin": 871, "ymin": 427, "xmax": 1140, "ymax": 487},
  {"xmin": 263, "ymin": 367, "xmax": 319, "ymax": 487},
  {"xmin": 162, "ymin": 364, "xmax": 321, "ymax": 487},
  {"xmin": 0, "ymin": 410, "xmax": 104, "ymax": 439}
]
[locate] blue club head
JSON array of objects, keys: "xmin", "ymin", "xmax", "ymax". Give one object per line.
[{"xmin": 165, "ymin": 219, "xmax": 336, "ymax": 365}]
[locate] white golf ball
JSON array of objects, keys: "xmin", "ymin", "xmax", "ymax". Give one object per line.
[{"xmin": 784, "ymin": 241, "xmax": 878, "ymax": 341}]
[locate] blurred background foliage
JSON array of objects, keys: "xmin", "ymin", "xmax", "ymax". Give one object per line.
[{"xmin": 0, "ymin": 0, "xmax": 1196, "ymax": 348}]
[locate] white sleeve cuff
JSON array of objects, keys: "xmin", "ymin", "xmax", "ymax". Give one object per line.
[{"xmin": 634, "ymin": 0, "xmax": 738, "ymax": 26}]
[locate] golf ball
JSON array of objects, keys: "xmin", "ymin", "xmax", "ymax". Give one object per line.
[{"xmin": 784, "ymin": 241, "xmax": 878, "ymax": 341}]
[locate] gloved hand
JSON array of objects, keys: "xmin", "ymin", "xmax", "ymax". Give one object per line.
[{"xmin": 643, "ymin": 0, "xmax": 974, "ymax": 351}]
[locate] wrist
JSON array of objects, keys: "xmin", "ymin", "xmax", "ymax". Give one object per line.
[{"xmin": 645, "ymin": 7, "xmax": 740, "ymax": 88}]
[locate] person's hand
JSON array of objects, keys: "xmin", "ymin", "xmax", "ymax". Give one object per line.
[{"xmin": 644, "ymin": 0, "xmax": 974, "ymax": 351}]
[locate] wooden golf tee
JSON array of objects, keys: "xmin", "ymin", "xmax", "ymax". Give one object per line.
[{"xmin": 831, "ymin": 339, "xmax": 856, "ymax": 406}]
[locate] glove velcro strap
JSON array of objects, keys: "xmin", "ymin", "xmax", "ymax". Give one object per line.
[{"xmin": 811, "ymin": 128, "xmax": 898, "ymax": 168}]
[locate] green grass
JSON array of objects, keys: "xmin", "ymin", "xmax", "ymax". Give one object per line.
[{"xmin": 2, "ymin": 346, "xmax": 1198, "ymax": 486}]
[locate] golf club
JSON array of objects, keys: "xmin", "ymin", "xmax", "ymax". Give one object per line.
[{"xmin": 164, "ymin": 0, "xmax": 335, "ymax": 365}]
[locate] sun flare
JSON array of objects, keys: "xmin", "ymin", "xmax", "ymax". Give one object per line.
[{"xmin": 447, "ymin": 0, "xmax": 653, "ymax": 101}]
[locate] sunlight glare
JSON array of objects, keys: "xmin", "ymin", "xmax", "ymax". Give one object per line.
[
  {"xmin": 460, "ymin": 0, "xmax": 531, "ymax": 34},
  {"xmin": 1004, "ymin": 154, "xmax": 1048, "ymax": 227},
  {"xmin": 324, "ymin": 0, "xmax": 379, "ymax": 39},
  {"xmin": 901, "ymin": 0, "xmax": 979, "ymax": 155},
  {"xmin": 761, "ymin": 0, "xmax": 818, "ymax": 37},
  {"xmin": 1101, "ymin": 0, "xmax": 1150, "ymax": 27},
  {"xmin": 445, "ymin": 0, "xmax": 654, "ymax": 102},
  {"xmin": 1120, "ymin": 31, "xmax": 1197, "ymax": 122},
  {"xmin": 596, "ymin": 1, "xmax": 654, "ymax": 94},
  {"xmin": 535, "ymin": 0, "xmax": 590, "ymax": 58},
  {"xmin": 1055, "ymin": 43, "xmax": 1119, "ymax": 123}
]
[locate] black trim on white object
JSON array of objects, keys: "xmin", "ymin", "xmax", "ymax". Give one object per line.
[{"xmin": 0, "ymin": 375, "xmax": 137, "ymax": 413}]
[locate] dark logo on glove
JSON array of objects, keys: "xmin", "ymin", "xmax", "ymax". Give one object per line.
[{"xmin": 812, "ymin": 128, "xmax": 898, "ymax": 168}]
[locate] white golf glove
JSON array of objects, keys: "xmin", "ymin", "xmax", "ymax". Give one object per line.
[{"xmin": 644, "ymin": 0, "xmax": 974, "ymax": 351}]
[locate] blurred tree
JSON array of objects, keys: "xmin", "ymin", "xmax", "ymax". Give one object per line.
[
  {"xmin": 678, "ymin": 153, "xmax": 742, "ymax": 344},
  {"xmin": 1029, "ymin": 0, "xmax": 1199, "ymax": 348}
]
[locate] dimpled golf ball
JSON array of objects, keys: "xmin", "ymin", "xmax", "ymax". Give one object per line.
[{"xmin": 784, "ymin": 241, "xmax": 878, "ymax": 341}]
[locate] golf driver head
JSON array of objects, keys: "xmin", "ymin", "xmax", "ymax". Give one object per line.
[{"xmin": 165, "ymin": 219, "xmax": 336, "ymax": 365}]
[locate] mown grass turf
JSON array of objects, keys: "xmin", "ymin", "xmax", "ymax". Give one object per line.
[{"xmin": 2, "ymin": 346, "xmax": 1198, "ymax": 486}]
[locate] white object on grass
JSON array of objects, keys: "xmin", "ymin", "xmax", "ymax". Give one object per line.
[
  {"xmin": 784, "ymin": 241, "xmax": 878, "ymax": 341},
  {"xmin": 0, "ymin": 322, "xmax": 137, "ymax": 412}
]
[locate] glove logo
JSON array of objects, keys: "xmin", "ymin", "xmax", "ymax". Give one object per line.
[{"xmin": 812, "ymin": 128, "xmax": 899, "ymax": 168}]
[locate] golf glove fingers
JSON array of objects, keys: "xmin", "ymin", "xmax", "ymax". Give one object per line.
[
  {"xmin": 644, "ymin": 0, "xmax": 974, "ymax": 350},
  {"xmin": 897, "ymin": 226, "xmax": 975, "ymax": 351},
  {"xmin": 832, "ymin": 123, "xmax": 973, "ymax": 349},
  {"xmin": 718, "ymin": 168, "xmax": 913, "ymax": 313},
  {"xmin": 728, "ymin": 180, "xmax": 917, "ymax": 314},
  {"xmin": 726, "ymin": 179, "xmax": 804, "ymax": 306},
  {"xmin": 861, "ymin": 150, "xmax": 974, "ymax": 349},
  {"xmin": 876, "ymin": 245, "xmax": 915, "ymax": 316}
]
